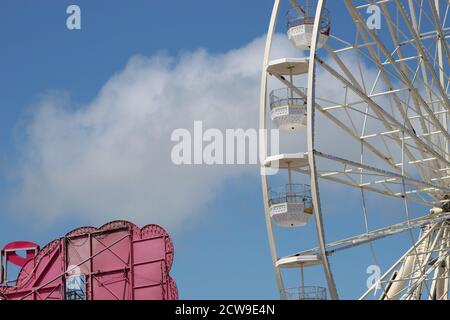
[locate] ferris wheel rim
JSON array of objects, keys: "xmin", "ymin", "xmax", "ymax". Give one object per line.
[
  {"xmin": 259, "ymin": 0, "xmax": 339, "ymax": 299},
  {"xmin": 260, "ymin": 0, "xmax": 450, "ymax": 300}
]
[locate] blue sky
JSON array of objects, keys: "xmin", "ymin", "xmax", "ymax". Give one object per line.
[{"xmin": 0, "ymin": 1, "xmax": 430, "ymax": 300}]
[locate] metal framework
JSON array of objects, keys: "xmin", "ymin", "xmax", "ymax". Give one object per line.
[
  {"xmin": 0, "ymin": 221, "xmax": 178, "ymax": 300},
  {"xmin": 260, "ymin": 0, "xmax": 450, "ymax": 300}
]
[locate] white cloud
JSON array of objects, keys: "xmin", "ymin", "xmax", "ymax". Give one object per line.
[
  {"xmin": 6, "ymin": 33, "xmax": 397, "ymax": 233},
  {"xmin": 6, "ymin": 35, "xmax": 300, "ymax": 230}
]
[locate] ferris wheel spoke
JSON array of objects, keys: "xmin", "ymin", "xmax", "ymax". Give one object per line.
[
  {"xmin": 427, "ymin": 4, "xmax": 450, "ymax": 96},
  {"xmin": 312, "ymin": 149, "xmax": 440, "ymax": 190},
  {"xmin": 318, "ymin": 57, "xmax": 450, "ymax": 171},
  {"xmin": 329, "ymin": 30, "xmax": 450, "ymax": 125},
  {"xmin": 289, "ymin": 212, "xmax": 450, "ymax": 257},
  {"xmin": 425, "ymin": 0, "xmax": 450, "ymax": 66},
  {"xmin": 396, "ymin": 1, "xmax": 450, "ymax": 108},
  {"xmin": 295, "ymin": 155, "xmax": 441, "ymax": 205},
  {"xmin": 346, "ymin": 2, "xmax": 450, "ymax": 152},
  {"xmin": 290, "ymin": 0, "xmax": 306, "ymax": 16},
  {"xmin": 272, "ymin": 73, "xmax": 405, "ymax": 170},
  {"xmin": 321, "ymin": 51, "xmax": 423, "ymax": 138},
  {"xmin": 322, "ymin": 93, "xmax": 445, "ymax": 164},
  {"xmin": 322, "ymin": 94, "xmax": 447, "ymax": 178},
  {"xmin": 348, "ymin": 1, "xmax": 449, "ymax": 118},
  {"xmin": 383, "ymin": 1, "xmax": 449, "ymax": 83},
  {"xmin": 297, "ymin": 166, "xmax": 433, "ymax": 205},
  {"xmin": 380, "ymin": 2, "xmax": 448, "ymax": 160},
  {"xmin": 321, "ymin": 105, "xmax": 441, "ymax": 187},
  {"xmin": 272, "ymin": 71, "xmax": 428, "ymax": 179},
  {"xmin": 313, "ymin": 150, "xmax": 448, "ymax": 199}
]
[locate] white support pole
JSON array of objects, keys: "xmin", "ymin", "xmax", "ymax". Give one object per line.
[
  {"xmin": 288, "ymin": 162, "xmax": 293, "ymax": 193},
  {"xmin": 289, "ymin": 68, "xmax": 294, "ymax": 100},
  {"xmin": 301, "ymin": 266, "xmax": 305, "ymax": 288},
  {"xmin": 306, "ymin": 0, "xmax": 339, "ymax": 300},
  {"xmin": 431, "ymin": 0, "xmax": 450, "ymax": 172}
]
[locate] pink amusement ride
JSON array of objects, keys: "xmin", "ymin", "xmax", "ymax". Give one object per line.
[{"xmin": 0, "ymin": 220, "xmax": 178, "ymax": 300}]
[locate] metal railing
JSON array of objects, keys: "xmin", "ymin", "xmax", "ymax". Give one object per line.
[
  {"xmin": 286, "ymin": 7, "xmax": 331, "ymax": 35},
  {"xmin": 269, "ymin": 88, "xmax": 307, "ymax": 111},
  {"xmin": 282, "ymin": 286, "xmax": 327, "ymax": 300},
  {"xmin": 269, "ymin": 184, "xmax": 312, "ymax": 207}
]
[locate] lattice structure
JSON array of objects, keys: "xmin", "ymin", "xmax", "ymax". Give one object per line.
[{"xmin": 0, "ymin": 220, "xmax": 178, "ymax": 300}]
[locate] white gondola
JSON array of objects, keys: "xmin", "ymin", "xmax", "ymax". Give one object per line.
[
  {"xmin": 266, "ymin": 154, "xmax": 312, "ymax": 227},
  {"xmin": 267, "ymin": 58, "xmax": 309, "ymax": 131},
  {"xmin": 269, "ymin": 183, "xmax": 313, "ymax": 227},
  {"xmin": 270, "ymin": 87, "xmax": 307, "ymax": 131},
  {"xmin": 277, "ymin": 255, "xmax": 326, "ymax": 300},
  {"xmin": 286, "ymin": 6, "xmax": 331, "ymax": 50}
]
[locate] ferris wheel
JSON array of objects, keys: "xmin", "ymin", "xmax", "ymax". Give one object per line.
[{"xmin": 259, "ymin": 0, "xmax": 450, "ymax": 300}]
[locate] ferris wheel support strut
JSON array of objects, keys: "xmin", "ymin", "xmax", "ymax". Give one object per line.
[
  {"xmin": 360, "ymin": 221, "xmax": 442, "ymax": 299},
  {"xmin": 290, "ymin": 212, "xmax": 450, "ymax": 258},
  {"xmin": 306, "ymin": 0, "xmax": 339, "ymax": 300},
  {"xmin": 396, "ymin": 1, "xmax": 450, "ymax": 113},
  {"xmin": 400, "ymin": 230, "xmax": 450, "ymax": 300},
  {"xmin": 317, "ymin": 57, "xmax": 450, "ymax": 172},
  {"xmin": 345, "ymin": 1, "xmax": 450, "ymax": 164},
  {"xmin": 323, "ymin": 23, "xmax": 440, "ymax": 184},
  {"xmin": 270, "ymin": 75, "xmax": 440, "ymax": 205},
  {"xmin": 269, "ymin": 74, "xmax": 441, "ymax": 193},
  {"xmin": 271, "ymin": 74, "xmax": 404, "ymax": 172},
  {"xmin": 407, "ymin": 0, "xmax": 449, "ymax": 169},
  {"xmin": 379, "ymin": 3, "xmax": 443, "ymax": 176},
  {"xmin": 428, "ymin": 0, "xmax": 450, "ymax": 169},
  {"xmin": 428, "ymin": 225, "xmax": 449, "ymax": 299},
  {"xmin": 347, "ymin": 0, "xmax": 450, "ymax": 137}
]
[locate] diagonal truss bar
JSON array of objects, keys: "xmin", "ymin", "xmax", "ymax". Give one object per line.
[
  {"xmin": 272, "ymin": 74, "xmax": 399, "ymax": 169},
  {"xmin": 317, "ymin": 57, "xmax": 450, "ymax": 169},
  {"xmin": 314, "ymin": 150, "xmax": 450, "ymax": 193},
  {"xmin": 400, "ymin": 234, "xmax": 450, "ymax": 299},
  {"xmin": 345, "ymin": 1, "xmax": 450, "ymax": 160},
  {"xmin": 396, "ymin": 0, "xmax": 450, "ymax": 111},
  {"xmin": 380, "ymin": 2, "xmax": 443, "ymax": 169},
  {"xmin": 323, "ymin": 39, "xmax": 436, "ymax": 182},
  {"xmin": 291, "ymin": 212, "xmax": 450, "ymax": 257},
  {"xmin": 19, "ymin": 234, "xmax": 129, "ymax": 300},
  {"xmin": 295, "ymin": 166, "xmax": 434, "ymax": 206}
]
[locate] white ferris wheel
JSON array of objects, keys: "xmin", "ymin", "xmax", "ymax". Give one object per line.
[{"xmin": 259, "ymin": 0, "xmax": 450, "ymax": 300}]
